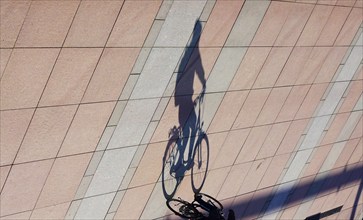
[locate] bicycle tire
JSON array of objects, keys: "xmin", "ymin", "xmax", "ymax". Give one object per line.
[
  {"xmin": 162, "ymin": 138, "xmax": 181, "ymax": 200},
  {"xmin": 196, "ymin": 193, "xmax": 223, "ymax": 211},
  {"xmin": 166, "ymin": 199, "xmax": 202, "ymax": 219},
  {"xmin": 191, "ymin": 133, "xmax": 209, "ymax": 193}
]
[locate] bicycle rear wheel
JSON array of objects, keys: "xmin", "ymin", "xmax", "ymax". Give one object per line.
[
  {"xmin": 196, "ymin": 193, "xmax": 223, "ymax": 211},
  {"xmin": 191, "ymin": 133, "xmax": 209, "ymax": 193},
  {"xmin": 166, "ymin": 199, "xmax": 202, "ymax": 219}
]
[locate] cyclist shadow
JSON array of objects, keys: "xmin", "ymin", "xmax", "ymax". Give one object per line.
[{"xmin": 162, "ymin": 20, "xmax": 210, "ymax": 201}]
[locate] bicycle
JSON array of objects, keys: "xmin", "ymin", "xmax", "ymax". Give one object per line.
[
  {"xmin": 162, "ymin": 93, "xmax": 210, "ymax": 199},
  {"xmin": 167, "ymin": 193, "xmax": 224, "ymax": 219}
]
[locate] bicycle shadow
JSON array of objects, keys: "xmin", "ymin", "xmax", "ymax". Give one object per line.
[{"xmin": 161, "ymin": 20, "xmax": 210, "ymax": 201}]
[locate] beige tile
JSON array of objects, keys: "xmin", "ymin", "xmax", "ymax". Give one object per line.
[
  {"xmin": 199, "ymin": 1, "xmax": 243, "ymax": 47},
  {"xmin": 355, "ymin": 0, "xmax": 363, "ymax": 7},
  {"xmin": 16, "ymin": 1, "xmax": 79, "ymax": 47},
  {"xmin": 0, "ymin": 1, "xmax": 30, "ymax": 47},
  {"xmin": 207, "ymin": 132, "xmax": 228, "ymax": 170},
  {"xmin": 114, "ymin": 184, "xmax": 154, "ymax": 220},
  {"xmin": 0, "ymin": 166, "xmax": 10, "ymax": 191},
  {"xmin": 0, "ymin": 159, "xmax": 53, "ymax": 217},
  {"xmin": 302, "ymin": 145, "xmax": 332, "ymax": 177},
  {"xmin": 59, "ymin": 102, "xmax": 115, "ymax": 156},
  {"xmin": 64, "ymin": 1, "xmax": 122, "ymax": 47},
  {"xmin": 232, "ymin": 89, "xmax": 271, "ymax": 129},
  {"xmin": 335, "ymin": 8, "xmax": 363, "ymax": 45},
  {"xmin": 350, "ymin": 117, "xmax": 362, "ymax": 139},
  {"xmin": 0, "ymin": 211, "xmax": 31, "ymax": 220},
  {"xmin": 276, "ymin": 119, "xmax": 309, "ymax": 155},
  {"xmin": 229, "ymin": 47, "xmax": 271, "ymax": 90},
  {"xmin": 336, "ymin": 0, "xmax": 357, "ymax": 6},
  {"xmin": 339, "ymin": 80, "xmax": 363, "ymax": 113},
  {"xmin": 82, "ymin": 48, "xmax": 139, "ymax": 103},
  {"xmin": 202, "ymin": 167, "xmax": 230, "ymax": 197},
  {"xmin": 0, "ymin": 49, "xmax": 59, "ymax": 110},
  {"xmin": 321, "ymin": 113, "xmax": 350, "ymax": 145},
  {"xmin": 348, "ymin": 138, "xmax": 362, "ymax": 164},
  {"xmin": 36, "ymin": 153, "xmax": 91, "ymax": 208},
  {"xmin": 39, "ymin": 48, "xmax": 102, "ymax": 106},
  {"xmin": 0, "ymin": 108, "xmax": 34, "ymax": 166},
  {"xmin": 208, "ymin": 91, "xmax": 248, "ymax": 133},
  {"xmin": 0, "ymin": 49, "xmax": 12, "ymax": 78},
  {"xmin": 15, "ymin": 106, "xmax": 77, "ymax": 164},
  {"xmin": 107, "ymin": 0, "xmax": 161, "ymax": 47},
  {"xmin": 333, "ymin": 138, "xmax": 360, "ymax": 168},
  {"xmin": 258, "ymin": 153, "xmax": 290, "ymax": 189},
  {"xmin": 255, "ymin": 87, "xmax": 291, "ymax": 126},
  {"xmin": 31, "ymin": 202, "xmax": 70, "ymax": 220}
]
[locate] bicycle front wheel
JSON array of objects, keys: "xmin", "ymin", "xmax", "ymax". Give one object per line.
[
  {"xmin": 191, "ymin": 133, "xmax": 209, "ymax": 193},
  {"xmin": 166, "ymin": 199, "xmax": 202, "ymax": 219},
  {"xmin": 162, "ymin": 138, "xmax": 180, "ymax": 200}
]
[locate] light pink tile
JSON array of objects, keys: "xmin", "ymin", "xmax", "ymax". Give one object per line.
[
  {"xmin": 39, "ymin": 48, "xmax": 102, "ymax": 106},
  {"xmin": 274, "ymin": 3, "xmax": 313, "ymax": 46},
  {"xmin": 208, "ymin": 91, "xmax": 248, "ymax": 133},
  {"xmin": 59, "ymin": 102, "xmax": 115, "ymax": 156},
  {"xmin": 317, "ymin": 0, "xmax": 337, "ymax": 5},
  {"xmin": 64, "ymin": 1, "xmax": 122, "ymax": 47},
  {"xmin": 0, "ymin": 211, "xmax": 32, "ymax": 220},
  {"xmin": 207, "ymin": 132, "xmax": 228, "ymax": 170},
  {"xmin": 31, "ymin": 202, "xmax": 70, "ymax": 220},
  {"xmin": 199, "ymin": 1, "xmax": 244, "ymax": 47},
  {"xmin": 229, "ymin": 47, "xmax": 271, "ymax": 90},
  {"xmin": 107, "ymin": 0, "xmax": 161, "ymax": 47},
  {"xmin": 82, "ymin": 48, "xmax": 139, "ymax": 103},
  {"xmin": 276, "ymin": 119, "xmax": 309, "ymax": 155},
  {"xmin": 253, "ymin": 47, "xmax": 292, "ymax": 88},
  {"xmin": 232, "ymin": 89, "xmax": 271, "ymax": 129},
  {"xmin": 0, "ymin": 49, "xmax": 12, "ymax": 78},
  {"xmin": 297, "ymin": 5, "xmax": 334, "ymax": 46},
  {"xmin": 252, "ymin": 1, "xmax": 291, "ymax": 46},
  {"xmin": 242, "ymin": 187, "xmax": 273, "ymax": 219},
  {"xmin": 307, "ymin": 196, "xmax": 328, "ymax": 217},
  {"xmin": 355, "ymin": 0, "xmax": 363, "ymax": 7},
  {"xmin": 0, "ymin": 159, "xmax": 53, "ymax": 217},
  {"xmin": 316, "ymin": 6, "xmax": 351, "ymax": 46},
  {"xmin": 232, "ymin": 192, "xmax": 253, "ymax": 220},
  {"xmin": 15, "ymin": 106, "xmax": 77, "ymax": 163},
  {"xmin": 334, "ymin": 139, "xmax": 360, "ymax": 169},
  {"xmin": 36, "ymin": 153, "xmax": 92, "ymax": 208},
  {"xmin": 303, "ymin": 145, "xmax": 332, "ymax": 177},
  {"xmin": 255, "ymin": 87, "xmax": 291, "ymax": 126},
  {"xmin": 16, "ymin": 1, "xmax": 78, "ymax": 47},
  {"xmin": 336, "ymin": 0, "xmax": 357, "ymax": 6},
  {"xmin": 0, "ymin": 49, "xmax": 59, "ymax": 110},
  {"xmin": 339, "ymin": 80, "xmax": 363, "ymax": 113},
  {"xmin": 202, "ymin": 167, "xmax": 230, "ymax": 196},
  {"xmin": 335, "ymin": 8, "xmax": 363, "ymax": 45},
  {"xmin": 0, "ymin": 1, "xmax": 30, "ymax": 47},
  {"xmin": 258, "ymin": 153, "xmax": 290, "ymax": 189},
  {"xmin": 256, "ymin": 122, "xmax": 290, "ymax": 159},
  {"xmin": 235, "ymin": 125, "xmax": 271, "ymax": 163},
  {"xmin": 348, "ymin": 138, "xmax": 362, "ymax": 164},
  {"xmin": 350, "ymin": 117, "xmax": 362, "ymax": 139},
  {"xmin": 276, "ymin": 85, "xmax": 310, "ymax": 123},
  {"xmin": 0, "ymin": 109, "xmax": 34, "ymax": 166},
  {"xmin": 280, "ymin": 206, "xmax": 299, "ymax": 220},
  {"xmin": 0, "ymin": 166, "xmax": 10, "ymax": 191},
  {"xmin": 320, "ymin": 113, "xmax": 350, "ymax": 145}
]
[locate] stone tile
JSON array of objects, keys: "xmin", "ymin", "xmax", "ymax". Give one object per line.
[
  {"xmin": 139, "ymin": 183, "xmax": 171, "ymax": 219},
  {"xmin": 314, "ymin": 47, "xmax": 348, "ymax": 83},
  {"xmin": 0, "ymin": 159, "xmax": 53, "ymax": 217},
  {"xmin": 0, "ymin": 166, "xmax": 10, "ymax": 192},
  {"xmin": 303, "ymin": 145, "xmax": 332, "ymax": 177},
  {"xmin": 16, "ymin": 1, "xmax": 78, "ymax": 47},
  {"xmin": 108, "ymin": 191, "xmax": 125, "ymax": 213},
  {"xmin": 295, "ymin": 83, "xmax": 329, "ymax": 120},
  {"xmin": 131, "ymin": 48, "xmax": 151, "ymax": 74},
  {"xmin": 114, "ymin": 184, "xmax": 154, "ymax": 220},
  {"xmin": 238, "ymin": 157, "xmax": 272, "ymax": 195},
  {"xmin": 59, "ymin": 102, "xmax": 115, "ymax": 156},
  {"xmin": 152, "ymin": 97, "xmax": 169, "ymax": 121},
  {"xmin": 336, "ymin": 46, "xmax": 363, "ymax": 82},
  {"xmin": 65, "ymin": 200, "xmax": 81, "ymax": 220},
  {"xmin": 333, "ymin": 138, "xmax": 360, "ymax": 168},
  {"xmin": 119, "ymin": 168, "xmax": 136, "ymax": 190},
  {"xmin": 39, "ymin": 48, "xmax": 102, "ymax": 106},
  {"xmin": 84, "ymin": 151, "xmax": 103, "ymax": 176},
  {"xmin": 233, "ymin": 89, "xmax": 271, "ymax": 129},
  {"xmin": 321, "ymin": 113, "xmax": 350, "ymax": 145},
  {"xmin": 131, "ymin": 48, "xmax": 183, "ymax": 99},
  {"xmin": 129, "ymin": 142, "xmax": 165, "ymax": 187},
  {"xmin": 236, "ymin": 125, "xmax": 271, "ymax": 163},
  {"xmin": 206, "ymin": 47, "xmax": 247, "ymax": 93},
  {"xmin": 335, "ymin": 8, "xmax": 363, "ymax": 46},
  {"xmin": 75, "ymin": 193, "xmax": 115, "ymax": 220},
  {"xmin": 282, "ymin": 148, "xmax": 313, "ymax": 182},
  {"xmin": 199, "ymin": 0, "xmax": 215, "ymax": 22},
  {"xmin": 129, "ymin": 145, "xmax": 147, "ymax": 168},
  {"xmin": 156, "ymin": 0, "xmax": 173, "ymax": 20},
  {"xmin": 108, "ymin": 101, "xmax": 126, "ymax": 126},
  {"xmin": 229, "ymin": 47, "xmax": 271, "ymax": 90},
  {"xmin": 0, "ymin": 109, "xmax": 34, "ymax": 166},
  {"xmin": 295, "ymin": 47, "xmax": 331, "ymax": 85},
  {"xmin": 212, "ymin": 128, "xmax": 250, "ymax": 169},
  {"xmin": 275, "ymin": 47, "xmax": 313, "ymax": 86},
  {"xmin": 83, "ymin": 49, "xmax": 139, "ymax": 103},
  {"xmin": 96, "ymin": 126, "xmax": 115, "ymax": 151},
  {"xmin": 276, "ymin": 85, "xmax": 310, "ymax": 123},
  {"xmin": 0, "ymin": 49, "xmax": 59, "ymax": 110},
  {"xmin": 274, "ymin": 3, "xmax": 313, "ymax": 46},
  {"xmin": 74, "ymin": 176, "xmax": 92, "ymax": 200},
  {"xmin": 143, "ymin": 21, "xmax": 164, "ymax": 48},
  {"xmin": 318, "ymin": 82, "xmax": 349, "ymax": 116},
  {"xmin": 64, "ymin": 1, "xmax": 121, "ymax": 47},
  {"xmin": 0, "ymin": 211, "xmax": 32, "ymax": 220},
  {"xmin": 339, "ymin": 81, "xmax": 362, "ymax": 113},
  {"xmin": 141, "ymin": 122, "xmax": 159, "ymax": 145},
  {"xmin": 255, "ymin": 87, "xmax": 291, "ymax": 126},
  {"xmin": 251, "ymin": 1, "xmax": 291, "ymax": 46},
  {"xmin": 0, "ymin": 1, "xmax": 30, "ymax": 47},
  {"xmin": 276, "ymin": 119, "xmax": 309, "ymax": 155},
  {"xmin": 316, "ymin": 6, "xmax": 351, "ymax": 46},
  {"xmin": 199, "ymin": 1, "xmax": 243, "ymax": 47},
  {"xmin": 256, "ymin": 122, "xmax": 290, "ymax": 159},
  {"xmin": 31, "ymin": 202, "xmax": 70, "ymax": 220},
  {"xmin": 297, "ymin": 5, "xmax": 333, "ymax": 46},
  {"xmin": 259, "ymin": 154, "xmax": 290, "ymax": 189},
  {"xmin": 300, "ymin": 115, "xmax": 331, "ymax": 150},
  {"xmin": 85, "ymin": 147, "xmax": 137, "ymax": 197},
  {"xmin": 119, "ymin": 75, "xmax": 139, "ymax": 100},
  {"xmin": 107, "ymin": 1, "xmax": 161, "ymax": 47},
  {"xmin": 108, "ymin": 99, "xmax": 159, "ymax": 148},
  {"xmin": 337, "ymin": 110, "xmax": 362, "ymax": 141},
  {"xmin": 0, "ymin": 49, "xmax": 11, "ymax": 78},
  {"xmin": 320, "ymin": 142, "xmax": 347, "ymax": 173},
  {"xmin": 253, "ymin": 47, "xmax": 292, "ymax": 89},
  {"xmin": 208, "ymin": 91, "xmax": 248, "ymax": 133},
  {"xmin": 225, "ymin": 1, "xmax": 270, "ymax": 46},
  {"xmin": 154, "ymin": 0, "xmax": 206, "ymax": 47},
  {"xmin": 15, "ymin": 106, "xmax": 76, "ymax": 163},
  {"xmin": 36, "ymin": 154, "xmax": 92, "ymax": 208},
  {"xmin": 217, "ymin": 162, "xmax": 252, "ymax": 200}
]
